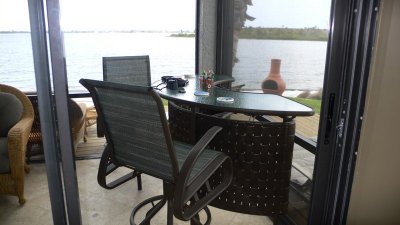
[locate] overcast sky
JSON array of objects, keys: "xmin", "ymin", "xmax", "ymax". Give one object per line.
[
  {"xmin": 0, "ymin": 0, "xmax": 331, "ymax": 31},
  {"xmin": 246, "ymin": 0, "xmax": 331, "ymax": 29}
]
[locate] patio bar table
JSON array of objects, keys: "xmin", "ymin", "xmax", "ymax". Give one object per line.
[
  {"xmin": 158, "ymin": 75, "xmax": 314, "ymax": 118},
  {"xmin": 157, "ymin": 75, "xmax": 314, "ymax": 221}
]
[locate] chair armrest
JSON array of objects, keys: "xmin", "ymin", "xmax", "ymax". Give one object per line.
[
  {"xmin": 8, "ymin": 117, "xmax": 34, "ymax": 150},
  {"xmin": 78, "ymin": 103, "xmax": 87, "ymax": 118},
  {"xmin": 173, "ymin": 126, "xmax": 233, "ymax": 220},
  {"xmin": 7, "ymin": 117, "xmax": 34, "ymax": 170},
  {"xmin": 176, "ymin": 126, "xmax": 222, "ymax": 187}
]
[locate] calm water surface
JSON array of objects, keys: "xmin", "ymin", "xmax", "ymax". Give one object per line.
[
  {"xmin": 0, "ymin": 32, "xmax": 327, "ymax": 92},
  {"xmin": 233, "ymin": 39, "xmax": 327, "ymax": 90}
]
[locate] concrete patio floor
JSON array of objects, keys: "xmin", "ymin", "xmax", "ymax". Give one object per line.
[
  {"xmin": 0, "ymin": 159, "xmax": 274, "ymax": 225},
  {"xmin": 0, "ymin": 112, "xmax": 315, "ymax": 225}
]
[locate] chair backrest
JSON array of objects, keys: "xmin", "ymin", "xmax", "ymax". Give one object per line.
[
  {"xmin": 0, "ymin": 84, "xmax": 34, "ymax": 120},
  {"xmin": 103, "ymin": 55, "xmax": 151, "ymax": 86},
  {"xmin": 79, "ymin": 79, "xmax": 179, "ymax": 182}
]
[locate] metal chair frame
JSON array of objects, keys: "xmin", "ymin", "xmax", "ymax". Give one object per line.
[
  {"xmin": 80, "ymin": 79, "xmax": 233, "ymax": 225},
  {"xmin": 96, "ymin": 55, "xmax": 152, "ymax": 189}
]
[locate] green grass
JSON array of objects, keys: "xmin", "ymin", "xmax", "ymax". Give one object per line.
[
  {"xmin": 290, "ymin": 97, "xmax": 321, "ymax": 114},
  {"xmin": 162, "ymin": 99, "xmax": 168, "ymax": 106}
]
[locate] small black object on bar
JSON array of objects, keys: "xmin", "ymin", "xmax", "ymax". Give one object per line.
[
  {"xmin": 166, "ymin": 79, "xmax": 178, "ymax": 90},
  {"xmin": 162, "ymin": 76, "xmax": 188, "ymax": 88}
]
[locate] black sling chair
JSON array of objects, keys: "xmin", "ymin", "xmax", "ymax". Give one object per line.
[
  {"xmin": 97, "ymin": 55, "xmax": 152, "ymax": 190},
  {"xmin": 80, "ymin": 79, "xmax": 233, "ymax": 225}
]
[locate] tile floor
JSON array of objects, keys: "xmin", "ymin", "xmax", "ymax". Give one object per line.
[{"xmin": 0, "ymin": 159, "xmax": 273, "ymax": 225}]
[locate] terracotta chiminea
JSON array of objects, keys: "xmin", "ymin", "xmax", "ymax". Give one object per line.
[{"xmin": 261, "ymin": 59, "xmax": 286, "ymax": 95}]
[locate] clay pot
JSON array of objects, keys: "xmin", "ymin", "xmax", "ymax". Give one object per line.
[{"xmin": 261, "ymin": 59, "xmax": 286, "ymax": 95}]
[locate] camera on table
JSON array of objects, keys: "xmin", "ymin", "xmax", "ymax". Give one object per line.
[{"xmin": 162, "ymin": 76, "xmax": 189, "ymax": 90}]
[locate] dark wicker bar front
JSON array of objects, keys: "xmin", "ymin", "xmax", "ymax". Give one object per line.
[{"xmin": 168, "ymin": 102, "xmax": 296, "ymax": 218}]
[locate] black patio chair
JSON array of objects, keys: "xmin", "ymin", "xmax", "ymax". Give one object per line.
[
  {"xmin": 103, "ymin": 55, "xmax": 151, "ymax": 86},
  {"xmin": 96, "ymin": 55, "xmax": 152, "ymax": 189},
  {"xmin": 80, "ymin": 79, "xmax": 233, "ymax": 225},
  {"xmin": 98, "ymin": 55, "xmax": 151, "ymax": 137}
]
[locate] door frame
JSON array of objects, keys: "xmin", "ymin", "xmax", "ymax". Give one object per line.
[
  {"xmin": 27, "ymin": 0, "xmax": 82, "ymax": 224},
  {"xmin": 309, "ymin": 0, "xmax": 380, "ymax": 224}
]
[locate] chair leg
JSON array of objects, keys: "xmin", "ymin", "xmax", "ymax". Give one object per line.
[
  {"xmin": 16, "ymin": 176, "xmax": 26, "ymax": 205},
  {"xmin": 130, "ymin": 195, "xmax": 166, "ymax": 225},
  {"xmin": 18, "ymin": 196, "xmax": 26, "ymax": 205},
  {"xmin": 190, "ymin": 214, "xmax": 200, "ymax": 225},
  {"xmin": 271, "ymin": 215, "xmax": 279, "ymax": 225},
  {"xmin": 24, "ymin": 163, "xmax": 30, "ymax": 173},
  {"xmin": 189, "ymin": 207, "xmax": 211, "ymax": 225},
  {"xmin": 167, "ymin": 199, "xmax": 174, "ymax": 225},
  {"xmin": 137, "ymin": 173, "xmax": 142, "ymax": 190}
]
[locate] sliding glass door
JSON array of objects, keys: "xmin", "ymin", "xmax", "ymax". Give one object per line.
[
  {"xmin": 213, "ymin": 0, "xmax": 330, "ymax": 224},
  {"xmin": 211, "ymin": 0, "xmax": 380, "ymax": 224}
]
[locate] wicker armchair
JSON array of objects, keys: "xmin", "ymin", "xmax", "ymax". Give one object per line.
[
  {"xmin": 80, "ymin": 79, "xmax": 233, "ymax": 225},
  {"xmin": 26, "ymin": 97, "xmax": 86, "ymax": 161},
  {"xmin": 0, "ymin": 84, "xmax": 34, "ymax": 204}
]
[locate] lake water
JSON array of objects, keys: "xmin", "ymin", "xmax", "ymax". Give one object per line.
[{"xmin": 0, "ymin": 32, "xmax": 327, "ymax": 92}]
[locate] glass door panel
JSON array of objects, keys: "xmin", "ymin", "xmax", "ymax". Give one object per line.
[
  {"xmin": 59, "ymin": 0, "xmax": 197, "ymax": 224},
  {"xmin": 1, "ymin": 0, "xmax": 197, "ymax": 224},
  {"xmin": 232, "ymin": 1, "xmax": 331, "ymax": 224},
  {"xmin": 60, "ymin": 0, "xmax": 196, "ymax": 93},
  {"xmin": 0, "ymin": 0, "xmax": 54, "ymax": 223},
  {"xmin": 0, "ymin": 1, "xmax": 36, "ymax": 92}
]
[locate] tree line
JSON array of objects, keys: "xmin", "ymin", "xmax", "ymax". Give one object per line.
[{"xmin": 238, "ymin": 27, "xmax": 328, "ymax": 41}]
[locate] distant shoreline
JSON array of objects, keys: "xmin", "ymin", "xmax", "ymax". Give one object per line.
[
  {"xmin": 0, "ymin": 30, "xmax": 190, "ymax": 34},
  {"xmin": 1, "ymin": 28, "xmax": 329, "ymax": 42},
  {"xmin": 169, "ymin": 27, "xmax": 329, "ymax": 41},
  {"xmin": 238, "ymin": 27, "xmax": 329, "ymax": 41}
]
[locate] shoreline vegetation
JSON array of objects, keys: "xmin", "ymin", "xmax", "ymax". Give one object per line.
[
  {"xmin": 238, "ymin": 27, "xmax": 328, "ymax": 41},
  {"xmin": 170, "ymin": 27, "xmax": 328, "ymax": 41},
  {"xmin": 1, "ymin": 27, "xmax": 329, "ymax": 41},
  {"xmin": 170, "ymin": 33, "xmax": 195, "ymax": 38},
  {"xmin": 0, "ymin": 30, "xmax": 183, "ymax": 34}
]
